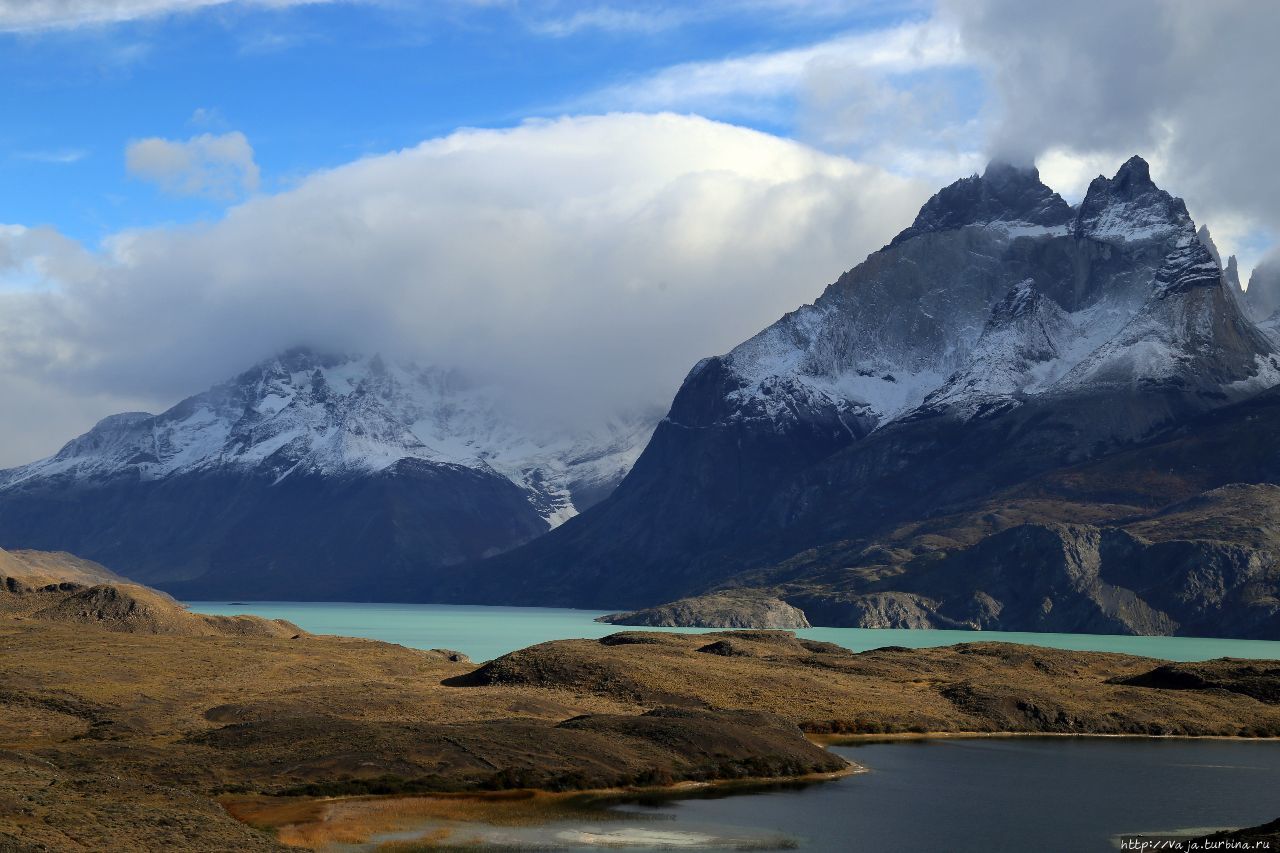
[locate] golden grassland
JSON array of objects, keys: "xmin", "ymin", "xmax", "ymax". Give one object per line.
[{"xmin": 2, "ymin": 579, "xmax": 1279, "ymax": 850}]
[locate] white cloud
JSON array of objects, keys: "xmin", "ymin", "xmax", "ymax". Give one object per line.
[
  {"xmin": 125, "ymin": 131, "xmax": 260, "ymax": 199},
  {"xmin": 588, "ymin": 20, "xmax": 966, "ymax": 116},
  {"xmin": 0, "ymin": 0, "xmax": 341, "ymax": 31},
  {"xmin": 529, "ymin": 6, "xmax": 685, "ymax": 37},
  {"xmin": 0, "ymin": 113, "xmax": 931, "ymax": 467},
  {"xmin": 576, "ymin": 19, "xmax": 980, "ymax": 181},
  {"xmin": 524, "ymin": 0, "xmax": 929, "ymax": 37}
]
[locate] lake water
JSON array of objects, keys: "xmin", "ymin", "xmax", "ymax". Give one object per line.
[
  {"xmin": 590, "ymin": 738, "xmax": 1280, "ymax": 851},
  {"xmin": 186, "ymin": 600, "xmax": 1280, "ymax": 662},
  {"xmin": 304, "ymin": 739, "xmax": 1280, "ymax": 851}
]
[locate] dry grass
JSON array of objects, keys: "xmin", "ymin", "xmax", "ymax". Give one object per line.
[{"xmin": 3, "ymin": 605, "xmax": 1278, "ymax": 851}]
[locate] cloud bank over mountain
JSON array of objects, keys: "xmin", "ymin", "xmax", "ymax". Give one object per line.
[
  {"xmin": 944, "ymin": 0, "xmax": 1280, "ymax": 265},
  {"xmin": 0, "ymin": 113, "xmax": 928, "ymax": 466}
]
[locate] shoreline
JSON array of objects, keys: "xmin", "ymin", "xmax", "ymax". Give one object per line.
[
  {"xmin": 221, "ymin": 764, "xmax": 865, "ymax": 847},
  {"xmin": 809, "ymin": 730, "xmax": 1280, "ymax": 745}
]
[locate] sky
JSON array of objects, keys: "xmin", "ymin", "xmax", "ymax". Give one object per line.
[{"xmin": 1, "ymin": 0, "xmax": 1278, "ymax": 466}]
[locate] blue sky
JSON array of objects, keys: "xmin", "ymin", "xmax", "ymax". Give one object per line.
[
  {"xmin": 0, "ymin": 0, "xmax": 1276, "ymax": 466},
  {"xmin": 2, "ymin": 0, "xmax": 957, "ymax": 244}
]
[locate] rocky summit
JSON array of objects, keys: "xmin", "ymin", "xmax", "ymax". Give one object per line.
[{"xmin": 458, "ymin": 156, "xmax": 1280, "ymax": 638}]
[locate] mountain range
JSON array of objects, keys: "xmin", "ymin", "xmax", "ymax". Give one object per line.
[
  {"xmin": 3, "ymin": 155, "xmax": 1280, "ymax": 637},
  {"xmin": 0, "ymin": 351, "xmax": 657, "ymax": 599}
]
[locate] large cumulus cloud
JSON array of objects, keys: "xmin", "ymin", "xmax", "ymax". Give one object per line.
[{"xmin": 0, "ymin": 113, "xmax": 929, "ymax": 466}]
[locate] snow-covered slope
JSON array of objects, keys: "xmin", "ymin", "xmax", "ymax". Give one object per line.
[
  {"xmin": 696, "ymin": 156, "xmax": 1277, "ymax": 437},
  {"xmin": 0, "ymin": 349, "xmax": 659, "ymax": 528}
]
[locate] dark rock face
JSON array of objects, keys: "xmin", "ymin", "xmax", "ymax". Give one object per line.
[
  {"xmin": 0, "ymin": 460, "xmax": 546, "ymax": 600},
  {"xmin": 798, "ymin": 520, "xmax": 1273, "ymax": 637},
  {"xmin": 1073, "ymin": 155, "xmax": 1189, "ymax": 238},
  {"xmin": 1118, "ymin": 661, "xmax": 1280, "ymax": 704}
]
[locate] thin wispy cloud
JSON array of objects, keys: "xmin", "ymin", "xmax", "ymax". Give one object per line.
[
  {"xmin": 13, "ymin": 149, "xmax": 89, "ymax": 164},
  {"xmin": 0, "ymin": 0, "xmax": 345, "ymax": 32},
  {"xmin": 529, "ymin": 6, "xmax": 687, "ymax": 37},
  {"xmin": 525, "ymin": 1, "xmax": 931, "ymax": 40},
  {"xmin": 569, "ymin": 18, "xmax": 978, "ymax": 182},
  {"xmin": 581, "ymin": 20, "xmax": 966, "ymax": 116}
]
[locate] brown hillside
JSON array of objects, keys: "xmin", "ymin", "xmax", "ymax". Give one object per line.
[
  {"xmin": 1, "ymin": 569, "xmax": 301, "ymax": 639},
  {"xmin": 0, "ymin": 547, "xmax": 127, "ymax": 587}
]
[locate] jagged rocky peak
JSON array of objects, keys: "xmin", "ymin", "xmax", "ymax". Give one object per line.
[
  {"xmin": 467, "ymin": 153, "xmax": 1280, "ymax": 621},
  {"xmin": 669, "ymin": 152, "xmax": 1280, "ymax": 447},
  {"xmin": 1193, "ymin": 224, "xmax": 1244, "ymax": 292},
  {"xmin": 1075, "ymin": 155, "xmax": 1192, "ymax": 241},
  {"xmin": 1197, "ymin": 224, "xmax": 1223, "ymax": 266},
  {"xmin": 1225, "ymin": 255, "xmax": 1242, "ymax": 293},
  {"xmin": 890, "ymin": 158, "xmax": 1072, "ymax": 246},
  {"xmin": 920, "ymin": 278, "xmax": 1075, "ymax": 417},
  {"xmin": 1246, "ymin": 255, "xmax": 1280, "ymax": 322}
]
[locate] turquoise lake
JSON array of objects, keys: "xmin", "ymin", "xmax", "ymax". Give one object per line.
[{"xmin": 185, "ymin": 600, "xmax": 1280, "ymax": 662}]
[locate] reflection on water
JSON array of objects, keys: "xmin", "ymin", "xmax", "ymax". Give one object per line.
[{"xmin": 265, "ymin": 739, "xmax": 1280, "ymax": 852}]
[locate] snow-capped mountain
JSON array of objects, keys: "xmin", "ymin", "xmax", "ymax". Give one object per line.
[
  {"xmin": 0, "ymin": 350, "xmax": 658, "ymax": 599},
  {"xmin": 0, "ymin": 349, "xmax": 659, "ymax": 528},
  {"xmin": 699, "ymin": 156, "xmax": 1273, "ymax": 437},
  {"xmin": 462, "ymin": 155, "xmax": 1280, "ymax": 614}
]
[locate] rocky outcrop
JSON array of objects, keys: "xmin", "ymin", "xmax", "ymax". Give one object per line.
[
  {"xmin": 600, "ymin": 592, "xmax": 811, "ymax": 629},
  {"xmin": 454, "ymin": 632, "xmax": 1280, "ymax": 737},
  {"xmin": 890, "ymin": 160, "xmax": 1073, "ymax": 247}
]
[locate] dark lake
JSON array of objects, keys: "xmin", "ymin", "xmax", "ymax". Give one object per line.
[{"xmin": 597, "ymin": 738, "xmax": 1280, "ymax": 852}]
